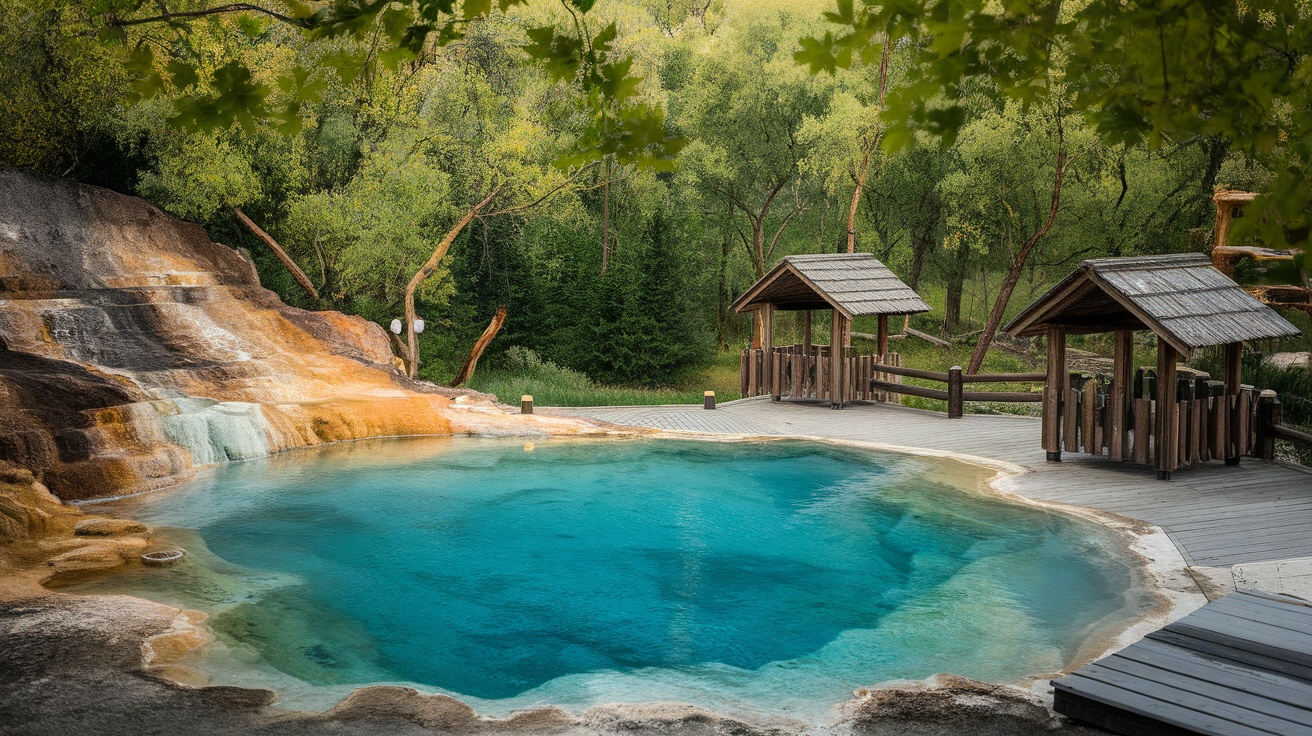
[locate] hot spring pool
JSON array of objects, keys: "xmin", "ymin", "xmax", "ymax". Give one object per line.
[{"xmin": 67, "ymin": 437, "xmax": 1151, "ymax": 722}]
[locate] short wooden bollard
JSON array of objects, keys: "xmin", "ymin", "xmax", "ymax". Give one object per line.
[
  {"xmin": 520, "ymin": 395, "xmax": 533, "ymax": 414},
  {"xmin": 704, "ymin": 391, "xmax": 716, "ymax": 410}
]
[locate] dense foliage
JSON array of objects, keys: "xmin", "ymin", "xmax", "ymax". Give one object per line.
[{"xmin": 1, "ymin": 0, "xmax": 1308, "ymax": 391}]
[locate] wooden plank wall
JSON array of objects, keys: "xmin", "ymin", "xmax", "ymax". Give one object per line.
[
  {"xmin": 1060, "ymin": 370, "xmax": 1262, "ymax": 471},
  {"xmin": 739, "ymin": 347, "xmax": 901, "ymax": 403}
]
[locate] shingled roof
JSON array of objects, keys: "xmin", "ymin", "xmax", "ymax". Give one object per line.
[
  {"xmin": 731, "ymin": 253, "xmax": 931, "ymax": 318},
  {"xmin": 1005, "ymin": 253, "xmax": 1301, "ymax": 353}
]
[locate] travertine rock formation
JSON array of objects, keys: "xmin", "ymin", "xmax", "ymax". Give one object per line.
[{"xmin": 0, "ymin": 168, "xmax": 587, "ymax": 500}]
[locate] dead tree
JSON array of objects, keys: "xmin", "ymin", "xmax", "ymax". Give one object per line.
[
  {"xmin": 231, "ymin": 206, "xmax": 320, "ymax": 300},
  {"xmin": 450, "ymin": 307, "xmax": 507, "ymax": 387}
]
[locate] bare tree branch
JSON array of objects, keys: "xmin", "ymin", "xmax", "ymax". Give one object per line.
[{"xmin": 107, "ymin": 3, "xmax": 305, "ymax": 28}]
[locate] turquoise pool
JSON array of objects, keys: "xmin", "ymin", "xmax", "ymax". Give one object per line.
[{"xmin": 69, "ymin": 437, "xmax": 1150, "ymax": 721}]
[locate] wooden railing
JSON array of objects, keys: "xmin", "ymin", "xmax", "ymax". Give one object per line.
[
  {"xmin": 1057, "ymin": 372, "xmax": 1279, "ymax": 469},
  {"xmin": 740, "ymin": 346, "xmax": 903, "ymax": 403},
  {"xmin": 870, "ymin": 365, "xmax": 1046, "ymax": 418},
  {"xmin": 1257, "ymin": 392, "xmax": 1312, "ymax": 460}
]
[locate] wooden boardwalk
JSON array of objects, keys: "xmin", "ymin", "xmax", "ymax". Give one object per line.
[
  {"xmin": 1053, "ymin": 590, "xmax": 1312, "ymax": 736},
  {"xmin": 547, "ymin": 397, "xmax": 1312, "ymax": 569}
]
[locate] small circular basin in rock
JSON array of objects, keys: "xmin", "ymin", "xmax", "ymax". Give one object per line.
[{"xmin": 141, "ymin": 550, "xmax": 186, "ymax": 567}]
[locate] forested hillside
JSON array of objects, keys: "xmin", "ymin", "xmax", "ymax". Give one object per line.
[{"xmin": 3, "ymin": 0, "xmax": 1308, "ymax": 401}]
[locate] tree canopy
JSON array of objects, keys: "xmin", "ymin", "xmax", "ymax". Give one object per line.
[{"xmin": 2, "ymin": 0, "xmax": 1307, "ymax": 390}]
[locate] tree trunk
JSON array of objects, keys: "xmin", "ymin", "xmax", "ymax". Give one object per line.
[
  {"xmin": 966, "ymin": 129, "xmax": 1068, "ymax": 373},
  {"xmin": 846, "ymin": 146, "xmax": 871, "ymax": 254},
  {"xmin": 908, "ymin": 213, "xmax": 938, "ymax": 290},
  {"xmin": 231, "ymin": 206, "xmax": 320, "ymax": 300},
  {"xmin": 716, "ymin": 229, "xmax": 732, "ymax": 347},
  {"xmin": 943, "ymin": 248, "xmax": 968, "ymax": 333},
  {"xmin": 844, "ymin": 38, "xmax": 893, "ymax": 254},
  {"xmin": 750, "ymin": 218, "xmax": 766, "ymax": 279},
  {"xmin": 601, "ymin": 156, "xmax": 611, "ymax": 274},
  {"xmin": 451, "ymin": 306, "xmax": 507, "ymax": 387},
  {"xmin": 750, "ymin": 216, "xmax": 769, "ymax": 348},
  {"xmin": 403, "ymin": 186, "xmax": 502, "ymax": 378}
]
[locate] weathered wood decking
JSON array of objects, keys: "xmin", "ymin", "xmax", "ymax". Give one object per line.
[
  {"xmin": 547, "ymin": 397, "xmax": 1312, "ymax": 569},
  {"xmin": 1052, "ymin": 590, "xmax": 1312, "ymax": 736}
]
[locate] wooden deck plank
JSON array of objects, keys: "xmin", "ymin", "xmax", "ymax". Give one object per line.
[
  {"xmin": 1055, "ymin": 592, "xmax": 1312, "ymax": 736},
  {"xmin": 1079, "ymin": 660, "xmax": 1312, "ymax": 730},
  {"xmin": 1123, "ymin": 639, "xmax": 1312, "ymax": 704},
  {"xmin": 1147, "ymin": 629, "xmax": 1312, "ymax": 683},
  {"xmin": 1054, "ymin": 674, "xmax": 1292, "ymax": 736}
]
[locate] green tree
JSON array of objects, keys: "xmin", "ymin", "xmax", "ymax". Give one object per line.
[
  {"xmin": 799, "ymin": 0, "xmax": 1312, "ymax": 262},
  {"xmin": 678, "ymin": 10, "xmax": 833, "ymax": 280}
]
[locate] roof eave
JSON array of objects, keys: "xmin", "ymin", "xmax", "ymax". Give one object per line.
[
  {"xmin": 729, "ymin": 260, "xmax": 849, "ymax": 317},
  {"xmin": 1002, "ymin": 267, "xmax": 1093, "ymax": 337}
]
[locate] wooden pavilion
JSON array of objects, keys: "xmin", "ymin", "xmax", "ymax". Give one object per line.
[
  {"xmin": 732, "ymin": 253, "xmax": 930, "ymax": 409},
  {"xmin": 1005, "ymin": 254, "xmax": 1300, "ymax": 479}
]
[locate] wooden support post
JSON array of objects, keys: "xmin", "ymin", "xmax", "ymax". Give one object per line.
[
  {"xmin": 1111, "ymin": 330, "xmax": 1133, "ymax": 462},
  {"xmin": 877, "ymin": 314, "xmax": 889, "ymax": 357},
  {"xmin": 947, "ymin": 366, "xmax": 963, "ymax": 419},
  {"xmin": 1236, "ymin": 388, "xmax": 1253, "ymax": 457},
  {"xmin": 803, "ymin": 311, "xmax": 813, "ymax": 356},
  {"xmin": 816, "ymin": 346, "xmax": 826, "ymax": 401},
  {"xmin": 520, "ymin": 395, "xmax": 533, "ymax": 414},
  {"xmin": 704, "ymin": 391, "xmax": 716, "ymax": 410},
  {"xmin": 1042, "ymin": 326, "xmax": 1066, "ymax": 461},
  {"xmin": 762, "ymin": 304, "xmax": 774, "ymax": 391},
  {"xmin": 1155, "ymin": 340, "xmax": 1179, "ymax": 480},
  {"xmin": 1082, "ymin": 379, "xmax": 1097, "ymax": 454},
  {"xmin": 1223, "ymin": 342, "xmax": 1243, "ymax": 465},
  {"xmin": 830, "ymin": 310, "xmax": 846, "ymax": 409},
  {"xmin": 740, "ymin": 350, "xmax": 749, "ymax": 397},
  {"xmin": 1133, "ymin": 398, "xmax": 1150, "ymax": 465},
  {"xmin": 1064, "ymin": 373, "xmax": 1081, "ymax": 454},
  {"xmin": 1255, "ymin": 390, "xmax": 1280, "ymax": 461},
  {"xmin": 790, "ymin": 351, "xmax": 801, "ymax": 399},
  {"xmin": 766, "ymin": 346, "xmax": 776, "ymax": 398}
]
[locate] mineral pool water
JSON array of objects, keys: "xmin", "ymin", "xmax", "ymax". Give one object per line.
[{"xmin": 67, "ymin": 437, "xmax": 1150, "ymax": 723}]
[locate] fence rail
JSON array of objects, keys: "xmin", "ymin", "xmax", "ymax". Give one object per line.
[
  {"xmin": 871, "ymin": 364, "xmax": 1045, "ymax": 418},
  {"xmin": 1271, "ymin": 424, "xmax": 1312, "ymax": 446},
  {"xmin": 1256, "ymin": 392, "xmax": 1312, "ymax": 460}
]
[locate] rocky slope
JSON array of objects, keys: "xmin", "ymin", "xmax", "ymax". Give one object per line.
[{"xmin": 0, "ymin": 168, "xmax": 588, "ymax": 501}]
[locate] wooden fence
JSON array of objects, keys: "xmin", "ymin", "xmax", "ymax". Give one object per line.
[
  {"xmin": 739, "ymin": 348, "xmax": 1310, "ymax": 470},
  {"xmin": 740, "ymin": 346, "xmax": 903, "ymax": 402},
  {"xmin": 1256, "ymin": 392, "xmax": 1309, "ymax": 460},
  {"xmin": 1057, "ymin": 371, "xmax": 1303, "ymax": 469},
  {"xmin": 870, "ymin": 365, "xmax": 1046, "ymax": 418}
]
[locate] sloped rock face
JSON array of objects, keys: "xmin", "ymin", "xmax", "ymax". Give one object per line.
[{"xmin": 0, "ymin": 169, "xmax": 577, "ymax": 500}]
